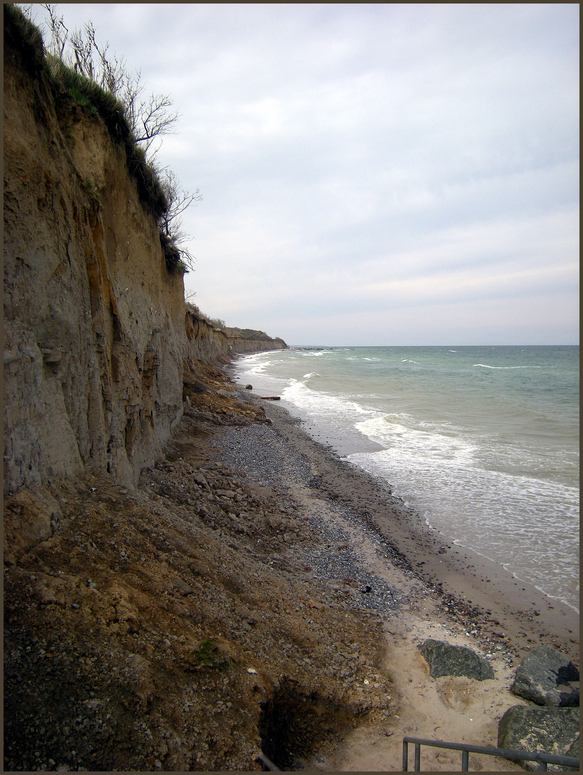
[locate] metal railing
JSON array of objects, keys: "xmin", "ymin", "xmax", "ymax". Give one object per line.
[
  {"xmin": 403, "ymin": 736, "xmax": 580, "ymax": 771},
  {"xmin": 258, "ymin": 739, "xmax": 579, "ymax": 771}
]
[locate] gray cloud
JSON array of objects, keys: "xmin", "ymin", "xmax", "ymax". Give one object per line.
[{"xmin": 34, "ymin": 4, "xmax": 579, "ymax": 345}]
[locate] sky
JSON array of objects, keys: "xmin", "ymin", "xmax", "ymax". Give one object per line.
[{"xmin": 30, "ymin": 4, "xmax": 579, "ymax": 346}]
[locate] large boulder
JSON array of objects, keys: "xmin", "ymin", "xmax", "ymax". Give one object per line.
[
  {"xmin": 418, "ymin": 639, "xmax": 494, "ymax": 680},
  {"xmin": 498, "ymin": 706, "xmax": 579, "ymax": 770},
  {"xmin": 512, "ymin": 646, "xmax": 579, "ymax": 707}
]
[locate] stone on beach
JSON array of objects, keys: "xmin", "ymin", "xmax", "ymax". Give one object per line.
[
  {"xmin": 511, "ymin": 645, "xmax": 579, "ymax": 707},
  {"xmin": 498, "ymin": 705, "xmax": 579, "ymax": 767},
  {"xmin": 418, "ymin": 638, "xmax": 494, "ymax": 680}
]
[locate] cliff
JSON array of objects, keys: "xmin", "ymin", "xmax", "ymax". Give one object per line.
[
  {"xmin": 224, "ymin": 326, "xmax": 288, "ymax": 355},
  {"xmin": 7, "ymin": 15, "xmax": 400, "ymax": 774},
  {"xmin": 185, "ymin": 312, "xmax": 232, "ymax": 364},
  {"xmin": 184, "ymin": 313, "xmax": 287, "ymax": 365},
  {"xmin": 4, "ymin": 13, "xmax": 185, "ymax": 493},
  {"xmin": 3, "ymin": 8, "xmax": 286, "ymax": 496}
]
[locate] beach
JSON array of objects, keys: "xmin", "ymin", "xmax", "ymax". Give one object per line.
[
  {"xmin": 5, "ymin": 364, "xmax": 578, "ymax": 771},
  {"xmin": 232, "ymin": 345, "xmax": 580, "ymax": 616},
  {"xmin": 216, "ymin": 378, "xmax": 579, "ymax": 770}
]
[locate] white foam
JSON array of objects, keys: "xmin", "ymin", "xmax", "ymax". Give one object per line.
[
  {"xmin": 282, "ymin": 381, "xmax": 372, "ymax": 424},
  {"xmin": 473, "ymin": 363, "xmax": 540, "ymax": 370},
  {"xmin": 347, "ymin": 442, "xmax": 580, "ymax": 612}
]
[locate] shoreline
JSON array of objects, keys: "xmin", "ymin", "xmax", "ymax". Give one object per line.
[
  {"xmin": 225, "ymin": 377, "xmax": 579, "ymax": 662},
  {"xmin": 217, "ymin": 376, "xmax": 579, "ymax": 768},
  {"xmin": 227, "ymin": 358, "xmax": 579, "ymax": 661}
]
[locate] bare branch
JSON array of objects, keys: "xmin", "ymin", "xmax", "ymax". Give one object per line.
[
  {"xmin": 27, "ymin": 4, "xmax": 202, "ymax": 270},
  {"xmin": 69, "ymin": 24, "xmax": 95, "ymax": 80},
  {"xmin": 34, "ymin": 7, "xmax": 180, "ymax": 158},
  {"xmin": 158, "ymin": 168, "xmax": 202, "ymax": 236},
  {"xmin": 39, "ymin": 3, "xmax": 68, "ymax": 59},
  {"xmin": 132, "ymin": 94, "xmax": 179, "ymax": 154}
]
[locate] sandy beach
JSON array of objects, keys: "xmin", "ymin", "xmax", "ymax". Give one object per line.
[{"xmin": 216, "ymin": 379, "xmax": 579, "ymax": 770}]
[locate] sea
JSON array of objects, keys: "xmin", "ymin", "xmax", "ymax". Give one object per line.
[{"xmin": 233, "ymin": 345, "xmax": 579, "ymax": 613}]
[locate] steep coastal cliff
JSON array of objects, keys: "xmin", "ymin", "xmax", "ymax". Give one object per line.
[
  {"xmin": 4, "ymin": 12, "xmax": 397, "ymax": 773},
  {"xmin": 224, "ymin": 327, "xmax": 288, "ymax": 355},
  {"xmin": 185, "ymin": 313, "xmax": 287, "ymax": 365},
  {"xmin": 3, "ymin": 8, "xmax": 286, "ymax": 496}
]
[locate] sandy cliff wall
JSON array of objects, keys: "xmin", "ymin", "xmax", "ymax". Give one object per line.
[
  {"xmin": 3, "ymin": 24, "xmax": 187, "ymax": 494},
  {"xmin": 228, "ymin": 336, "xmax": 288, "ymax": 354},
  {"xmin": 185, "ymin": 312, "xmax": 231, "ymax": 364},
  {"xmin": 185, "ymin": 313, "xmax": 288, "ymax": 363},
  {"xmin": 4, "ymin": 15, "xmax": 288, "ymax": 497}
]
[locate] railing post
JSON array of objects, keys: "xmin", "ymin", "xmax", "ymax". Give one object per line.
[{"xmin": 401, "ymin": 736, "xmax": 578, "ymax": 772}]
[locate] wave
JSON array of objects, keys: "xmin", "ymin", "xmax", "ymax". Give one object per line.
[
  {"xmin": 348, "ymin": 442, "xmax": 579, "ymax": 612},
  {"xmin": 282, "ymin": 380, "xmax": 372, "ymax": 421},
  {"xmin": 473, "ymin": 364, "xmax": 540, "ymax": 370},
  {"xmin": 245, "ymin": 362, "xmax": 269, "ymax": 375}
]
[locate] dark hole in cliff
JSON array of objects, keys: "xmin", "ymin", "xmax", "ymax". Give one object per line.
[{"xmin": 259, "ymin": 679, "xmax": 354, "ymax": 770}]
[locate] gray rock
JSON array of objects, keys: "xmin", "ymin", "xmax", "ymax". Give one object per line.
[
  {"xmin": 512, "ymin": 645, "xmax": 579, "ymax": 707},
  {"xmin": 192, "ymin": 471, "xmax": 209, "ymax": 489},
  {"xmin": 498, "ymin": 706, "xmax": 579, "ymax": 770},
  {"xmin": 418, "ymin": 639, "xmax": 494, "ymax": 680}
]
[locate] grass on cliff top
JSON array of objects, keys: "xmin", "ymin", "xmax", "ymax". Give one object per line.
[
  {"xmin": 224, "ymin": 327, "xmax": 279, "ymax": 341},
  {"xmin": 5, "ymin": 4, "xmax": 186, "ymax": 275},
  {"xmin": 4, "ymin": 3, "xmax": 44, "ymax": 71}
]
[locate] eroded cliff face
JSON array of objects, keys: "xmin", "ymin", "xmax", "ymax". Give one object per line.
[
  {"xmin": 4, "ymin": 21, "xmax": 288, "ymax": 498},
  {"xmin": 4, "ymin": 31, "xmax": 186, "ymax": 494},
  {"xmin": 228, "ymin": 336, "xmax": 288, "ymax": 354},
  {"xmin": 185, "ymin": 312, "xmax": 231, "ymax": 364},
  {"xmin": 184, "ymin": 313, "xmax": 288, "ymax": 363}
]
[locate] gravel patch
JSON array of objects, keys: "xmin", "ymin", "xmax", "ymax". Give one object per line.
[
  {"xmin": 213, "ymin": 423, "xmax": 411, "ymax": 620},
  {"xmin": 213, "ymin": 422, "xmax": 312, "ymax": 488}
]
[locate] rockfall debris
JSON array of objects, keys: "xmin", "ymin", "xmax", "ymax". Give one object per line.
[{"xmin": 4, "ymin": 385, "xmax": 395, "ymax": 772}]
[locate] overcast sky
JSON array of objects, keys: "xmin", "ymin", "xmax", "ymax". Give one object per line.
[{"xmin": 32, "ymin": 4, "xmax": 579, "ymax": 346}]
